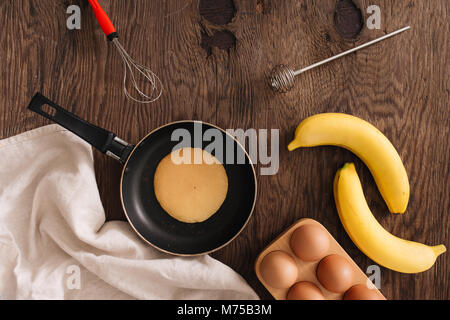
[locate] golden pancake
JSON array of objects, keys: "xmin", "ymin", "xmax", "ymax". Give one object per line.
[{"xmin": 154, "ymin": 148, "xmax": 228, "ymax": 223}]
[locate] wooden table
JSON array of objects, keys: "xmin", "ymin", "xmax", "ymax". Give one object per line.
[{"xmin": 1, "ymin": 0, "xmax": 448, "ymax": 300}]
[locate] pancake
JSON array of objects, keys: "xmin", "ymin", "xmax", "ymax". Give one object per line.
[{"xmin": 154, "ymin": 148, "xmax": 228, "ymax": 223}]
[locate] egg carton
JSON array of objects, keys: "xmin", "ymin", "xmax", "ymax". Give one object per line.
[{"xmin": 255, "ymin": 218, "xmax": 386, "ymax": 300}]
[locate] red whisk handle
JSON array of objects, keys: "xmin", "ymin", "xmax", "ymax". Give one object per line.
[{"xmin": 88, "ymin": 0, "xmax": 118, "ymax": 41}]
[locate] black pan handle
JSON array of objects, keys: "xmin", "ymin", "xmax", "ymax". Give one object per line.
[{"xmin": 28, "ymin": 92, "xmax": 134, "ymax": 163}]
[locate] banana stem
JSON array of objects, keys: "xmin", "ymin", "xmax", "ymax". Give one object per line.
[
  {"xmin": 287, "ymin": 140, "xmax": 302, "ymax": 151},
  {"xmin": 432, "ymin": 244, "xmax": 447, "ymax": 256}
]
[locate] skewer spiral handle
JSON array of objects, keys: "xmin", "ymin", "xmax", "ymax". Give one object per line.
[{"xmin": 268, "ymin": 65, "xmax": 296, "ymax": 93}]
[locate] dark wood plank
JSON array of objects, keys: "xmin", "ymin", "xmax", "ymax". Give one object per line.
[{"xmin": 1, "ymin": 0, "xmax": 448, "ymax": 300}]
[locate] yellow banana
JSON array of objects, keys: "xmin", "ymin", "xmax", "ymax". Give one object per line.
[
  {"xmin": 334, "ymin": 163, "xmax": 446, "ymax": 273},
  {"xmin": 288, "ymin": 113, "xmax": 409, "ymax": 214}
]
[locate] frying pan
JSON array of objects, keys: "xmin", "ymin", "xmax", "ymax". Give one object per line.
[{"xmin": 28, "ymin": 93, "xmax": 257, "ymax": 256}]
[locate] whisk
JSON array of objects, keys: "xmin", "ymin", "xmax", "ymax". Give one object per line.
[
  {"xmin": 268, "ymin": 26, "xmax": 411, "ymax": 93},
  {"xmin": 88, "ymin": 0, "xmax": 162, "ymax": 103}
]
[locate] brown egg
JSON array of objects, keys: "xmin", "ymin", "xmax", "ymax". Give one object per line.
[
  {"xmin": 287, "ymin": 281, "xmax": 325, "ymax": 300},
  {"xmin": 316, "ymin": 254, "xmax": 354, "ymax": 293},
  {"xmin": 259, "ymin": 251, "xmax": 298, "ymax": 289},
  {"xmin": 344, "ymin": 284, "xmax": 386, "ymax": 300},
  {"xmin": 290, "ymin": 224, "xmax": 330, "ymax": 261}
]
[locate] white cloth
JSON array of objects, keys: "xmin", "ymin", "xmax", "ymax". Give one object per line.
[{"xmin": 0, "ymin": 124, "xmax": 258, "ymax": 300}]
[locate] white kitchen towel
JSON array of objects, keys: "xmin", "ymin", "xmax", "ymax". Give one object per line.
[{"xmin": 0, "ymin": 124, "xmax": 259, "ymax": 300}]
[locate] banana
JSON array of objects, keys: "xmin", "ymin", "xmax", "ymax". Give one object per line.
[
  {"xmin": 334, "ymin": 163, "xmax": 446, "ymax": 273},
  {"xmin": 288, "ymin": 113, "xmax": 410, "ymax": 214}
]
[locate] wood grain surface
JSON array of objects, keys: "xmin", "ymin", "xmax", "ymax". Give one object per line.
[{"xmin": 1, "ymin": 0, "xmax": 448, "ymax": 300}]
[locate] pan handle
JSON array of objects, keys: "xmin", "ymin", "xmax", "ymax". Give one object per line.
[{"xmin": 27, "ymin": 92, "xmax": 134, "ymax": 163}]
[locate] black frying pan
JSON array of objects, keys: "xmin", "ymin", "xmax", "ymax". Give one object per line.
[{"xmin": 28, "ymin": 93, "xmax": 257, "ymax": 256}]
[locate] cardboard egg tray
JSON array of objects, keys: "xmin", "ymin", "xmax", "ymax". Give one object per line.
[{"xmin": 255, "ymin": 218, "xmax": 385, "ymax": 300}]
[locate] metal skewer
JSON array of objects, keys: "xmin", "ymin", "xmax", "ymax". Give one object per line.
[{"xmin": 268, "ymin": 26, "xmax": 411, "ymax": 93}]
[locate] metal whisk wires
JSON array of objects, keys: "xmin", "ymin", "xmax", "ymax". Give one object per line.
[
  {"xmin": 112, "ymin": 39, "xmax": 163, "ymax": 104},
  {"xmin": 268, "ymin": 65, "xmax": 296, "ymax": 93}
]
